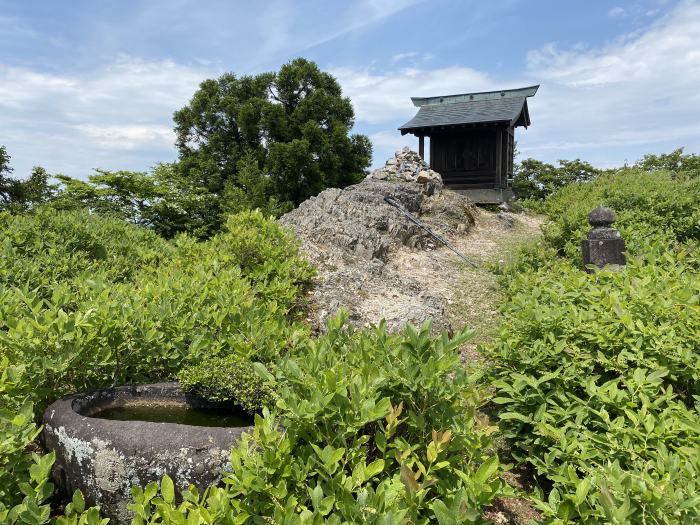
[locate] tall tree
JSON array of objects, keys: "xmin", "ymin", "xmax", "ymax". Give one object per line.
[
  {"xmin": 0, "ymin": 146, "xmax": 56, "ymax": 211},
  {"xmin": 514, "ymin": 158, "xmax": 600, "ymax": 200},
  {"xmin": 634, "ymin": 147, "xmax": 700, "ymax": 177},
  {"xmin": 173, "ymin": 57, "xmax": 372, "ymax": 212}
]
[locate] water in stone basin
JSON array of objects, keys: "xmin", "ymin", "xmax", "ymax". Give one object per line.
[{"xmin": 93, "ymin": 404, "xmax": 252, "ymax": 427}]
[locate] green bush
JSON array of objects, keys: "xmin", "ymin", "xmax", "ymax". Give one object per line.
[
  {"xmin": 540, "ymin": 169, "xmax": 700, "ymax": 259},
  {"xmin": 178, "ymin": 354, "xmax": 276, "ymax": 414},
  {"xmin": 131, "ymin": 316, "xmax": 508, "ymax": 524},
  {"xmin": 0, "ymin": 361, "xmax": 104, "ymax": 524},
  {"xmin": 0, "ymin": 208, "xmax": 171, "ymax": 295},
  {"xmin": 0, "ymin": 209, "xmax": 313, "ymax": 512},
  {"xmin": 489, "ymin": 249, "xmax": 700, "ymax": 522},
  {"xmin": 0, "ymin": 361, "xmax": 40, "ymax": 508},
  {"xmin": 0, "ymin": 209, "xmax": 311, "ymax": 406},
  {"xmin": 488, "ymin": 169, "xmax": 700, "ymax": 522}
]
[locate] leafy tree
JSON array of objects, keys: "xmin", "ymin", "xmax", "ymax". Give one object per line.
[
  {"xmin": 513, "ymin": 158, "xmax": 600, "ymax": 200},
  {"xmin": 51, "ymin": 59, "xmax": 371, "ymax": 238},
  {"xmin": 634, "ymin": 147, "xmax": 700, "ymax": 177},
  {"xmin": 173, "ymin": 57, "xmax": 372, "ymax": 212},
  {"xmin": 221, "ymin": 153, "xmax": 292, "ymax": 218},
  {"xmin": 0, "ymin": 146, "xmax": 56, "ymax": 211},
  {"xmin": 53, "ymin": 164, "xmax": 222, "ymax": 239}
]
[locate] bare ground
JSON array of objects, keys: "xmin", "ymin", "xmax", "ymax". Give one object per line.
[{"xmin": 388, "ymin": 209, "xmax": 543, "ymax": 346}]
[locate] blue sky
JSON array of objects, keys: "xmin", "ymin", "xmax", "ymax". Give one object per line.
[{"xmin": 1, "ymin": 0, "xmax": 699, "ymax": 178}]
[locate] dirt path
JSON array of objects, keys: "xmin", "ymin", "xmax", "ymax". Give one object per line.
[
  {"xmin": 388, "ymin": 209, "xmax": 544, "ymax": 355},
  {"xmin": 387, "ymin": 209, "xmax": 546, "ymax": 525}
]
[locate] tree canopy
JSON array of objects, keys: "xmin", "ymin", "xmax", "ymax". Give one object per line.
[
  {"xmin": 633, "ymin": 147, "xmax": 700, "ymax": 177},
  {"xmin": 51, "ymin": 58, "xmax": 372, "ymax": 237},
  {"xmin": 173, "ymin": 57, "xmax": 372, "ymax": 215},
  {"xmin": 0, "ymin": 146, "xmax": 55, "ymax": 212},
  {"xmin": 513, "ymin": 158, "xmax": 601, "ymax": 200}
]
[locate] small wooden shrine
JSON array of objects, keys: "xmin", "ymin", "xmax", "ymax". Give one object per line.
[{"xmin": 398, "ymin": 85, "xmax": 539, "ymax": 203}]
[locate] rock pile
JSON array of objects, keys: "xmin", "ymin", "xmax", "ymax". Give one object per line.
[
  {"xmin": 367, "ymin": 147, "xmax": 442, "ymax": 189},
  {"xmin": 280, "ymin": 148, "xmax": 477, "ymax": 332}
]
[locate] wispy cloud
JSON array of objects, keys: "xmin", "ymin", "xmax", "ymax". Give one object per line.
[
  {"xmin": 252, "ymin": 0, "xmax": 427, "ymax": 65},
  {"xmin": 391, "ymin": 51, "xmax": 434, "ymax": 64},
  {"xmin": 520, "ymin": 0, "xmax": 700, "ymax": 161},
  {"xmin": 0, "ymin": 56, "xmax": 212, "ymax": 176},
  {"xmin": 332, "ymin": 65, "xmax": 494, "ymax": 124}
]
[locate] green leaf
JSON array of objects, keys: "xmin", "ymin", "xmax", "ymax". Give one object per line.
[
  {"xmin": 143, "ymin": 482, "xmax": 158, "ymax": 503},
  {"xmin": 252, "ymin": 362, "xmax": 275, "ymax": 383},
  {"xmin": 364, "ymin": 459, "xmax": 385, "ymax": 480},
  {"xmin": 473, "ymin": 456, "xmax": 499, "ymax": 485},
  {"xmin": 575, "ymin": 477, "xmax": 591, "ymax": 506},
  {"xmin": 432, "ymin": 500, "xmax": 455, "ymax": 525},
  {"xmin": 161, "ymin": 474, "xmax": 175, "ymax": 504},
  {"xmin": 72, "ymin": 490, "xmax": 85, "ymax": 514}
]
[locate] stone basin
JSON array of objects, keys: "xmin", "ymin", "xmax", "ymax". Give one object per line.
[{"xmin": 42, "ymin": 382, "xmax": 253, "ymax": 523}]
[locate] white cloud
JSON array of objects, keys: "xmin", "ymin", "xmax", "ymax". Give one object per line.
[
  {"xmin": 73, "ymin": 124, "xmax": 174, "ymax": 150},
  {"xmin": 608, "ymin": 6, "xmax": 626, "ymax": 18},
  {"xmin": 526, "ymin": 4, "xmax": 700, "ymax": 88},
  {"xmin": 0, "ymin": 56, "xmax": 212, "ymax": 176},
  {"xmin": 333, "ymin": 65, "xmax": 494, "ymax": 124},
  {"xmin": 341, "ymin": 1, "xmax": 700, "ymax": 167},
  {"xmin": 369, "ymin": 130, "xmax": 417, "ymax": 154},
  {"xmin": 520, "ymin": 0, "xmax": 700, "ymax": 161}
]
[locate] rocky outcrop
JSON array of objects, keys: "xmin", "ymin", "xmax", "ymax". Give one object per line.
[{"xmin": 281, "ymin": 148, "xmax": 476, "ymax": 332}]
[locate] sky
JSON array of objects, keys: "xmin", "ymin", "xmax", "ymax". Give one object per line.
[{"xmin": 1, "ymin": 0, "xmax": 699, "ymax": 179}]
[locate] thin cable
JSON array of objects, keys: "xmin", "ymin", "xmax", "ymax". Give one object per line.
[{"xmin": 383, "ymin": 196, "xmax": 478, "ymax": 268}]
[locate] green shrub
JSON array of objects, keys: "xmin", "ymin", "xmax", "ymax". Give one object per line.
[
  {"xmin": 179, "ymin": 209, "xmax": 315, "ymax": 307},
  {"xmin": 0, "ymin": 209, "xmax": 314, "ymax": 511},
  {"xmin": 0, "ymin": 361, "xmax": 105, "ymax": 524},
  {"xmin": 0, "ymin": 208, "xmax": 172, "ymax": 293},
  {"xmin": 0, "ymin": 361, "xmax": 39, "ymax": 508},
  {"xmin": 488, "ymin": 168, "xmax": 700, "ymax": 522},
  {"xmin": 541, "ymin": 169, "xmax": 700, "ymax": 259},
  {"xmin": 131, "ymin": 316, "xmax": 509, "ymax": 524},
  {"xmin": 488, "ymin": 249, "xmax": 700, "ymax": 522},
  {"xmin": 178, "ymin": 354, "xmax": 276, "ymax": 414},
  {"xmin": 0, "ymin": 209, "xmax": 311, "ymax": 407}
]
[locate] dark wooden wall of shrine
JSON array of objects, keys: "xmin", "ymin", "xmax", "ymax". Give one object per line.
[{"xmin": 426, "ymin": 127, "xmax": 514, "ymax": 190}]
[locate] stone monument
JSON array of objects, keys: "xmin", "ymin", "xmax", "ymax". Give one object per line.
[{"xmin": 581, "ymin": 206, "xmax": 626, "ymax": 270}]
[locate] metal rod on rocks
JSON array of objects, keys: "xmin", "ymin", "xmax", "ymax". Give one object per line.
[{"xmin": 383, "ymin": 196, "xmax": 478, "ymax": 268}]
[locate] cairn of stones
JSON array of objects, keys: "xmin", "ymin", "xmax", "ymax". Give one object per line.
[{"xmin": 367, "ymin": 147, "xmax": 442, "ymax": 187}]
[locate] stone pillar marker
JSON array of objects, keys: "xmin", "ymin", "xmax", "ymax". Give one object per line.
[{"xmin": 581, "ymin": 206, "xmax": 626, "ymax": 270}]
